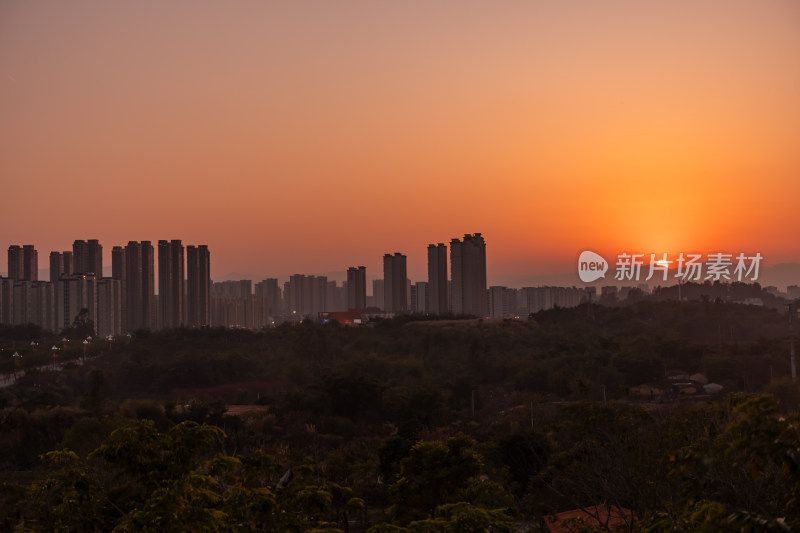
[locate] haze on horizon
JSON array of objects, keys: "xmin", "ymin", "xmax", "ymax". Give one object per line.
[{"xmin": 2, "ymin": 1, "xmax": 799, "ymax": 286}]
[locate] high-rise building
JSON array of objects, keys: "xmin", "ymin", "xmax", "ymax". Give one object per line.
[
  {"xmin": 0, "ymin": 277, "xmax": 13, "ymax": 324},
  {"xmin": 211, "ymin": 280, "xmax": 251, "ymax": 299},
  {"xmin": 450, "ymin": 233, "xmax": 487, "ymax": 317},
  {"xmin": 111, "ymin": 246, "xmax": 127, "ymax": 330},
  {"xmin": 158, "ymin": 240, "xmax": 184, "ymax": 328},
  {"xmin": 111, "ymin": 247, "xmax": 126, "ymax": 280},
  {"xmin": 56, "ymin": 274, "xmax": 97, "ymax": 334},
  {"xmin": 1, "ymin": 278, "xmax": 54, "ymax": 331},
  {"xmin": 372, "ymin": 279, "xmax": 384, "ymax": 311},
  {"xmin": 255, "ymin": 278, "xmax": 282, "ymax": 320},
  {"xmin": 427, "ymin": 243, "xmax": 448, "ymax": 314},
  {"xmin": 211, "ymin": 282, "xmax": 251, "ymax": 328},
  {"xmin": 489, "ymin": 286, "xmax": 512, "ymax": 318},
  {"xmin": 11, "ymin": 281, "xmax": 32, "ymax": 325},
  {"xmin": 411, "ymin": 281, "xmax": 428, "ymax": 313},
  {"xmin": 7, "ymin": 246, "xmax": 22, "ymax": 281},
  {"xmin": 283, "ymin": 274, "xmax": 328, "ymax": 319},
  {"xmin": 122, "ymin": 241, "xmax": 155, "ymax": 331},
  {"xmin": 50, "ymin": 252, "xmax": 62, "ymax": 283},
  {"xmin": 186, "ymin": 245, "xmax": 210, "ymax": 327},
  {"xmin": 518, "ymin": 286, "xmax": 588, "ymax": 314},
  {"xmin": 326, "ymin": 280, "xmax": 346, "ymax": 312},
  {"xmin": 50, "ymin": 251, "xmax": 73, "ymax": 282},
  {"xmin": 346, "ymin": 266, "xmax": 367, "ymax": 310},
  {"xmin": 96, "ymin": 277, "xmax": 122, "ymax": 337},
  {"xmin": 8, "ymin": 245, "xmax": 38, "ymax": 282},
  {"xmin": 23, "ymin": 245, "xmax": 38, "ymax": 282},
  {"xmin": 306, "ymin": 275, "xmax": 327, "ymax": 316},
  {"xmin": 383, "ymin": 252, "xmax": 407, "ymax": 314},
  {"xmin": 73, "ymin": 239, "xmax": 103, "ymax": 276},
  {"xmin": 30, "ymin": 281, "xmax": 57, "ymax": 332}
]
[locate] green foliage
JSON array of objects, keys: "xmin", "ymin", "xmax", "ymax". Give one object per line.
[
  {"xmin": 644, "ymin": 500, "xmax": 736, "ymax": 532},
  {"xmin": 23, "ymin": 449, "xmax": 111, "ymax": 531},
  {"xmin": 3, "ymin": 301, "xmax": 800, "ymax": 532},
  {"xmin": 493, "ymin": 430, "xmax": 550, "ymax": 497},
  {"xmin": 641, "ymin": 395, "xmax": 800, "ymax": 531},
  {"xmin": 390, "ymin": 435, "xmax": 485, "ymax": 521},
  {"xmin": 405, "ymin": 502, "xmax": 514, "ymax": 533},
  {"xmin": 60, "ymin": 308, "xmax": 96, "ymax": 339},
  {"xmin": 764, "ymin": 378, "xmax": 800, "ymax": 411}
]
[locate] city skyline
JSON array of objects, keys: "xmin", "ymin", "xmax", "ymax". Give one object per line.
[
  {"xmin": 5, "ymin": 236, "xmax": 800, "ymax": 292},
  {"xmin": 4, "ymin": 232, "xmax": 604, "ymax": 331},
  {"xmin": 4, "ymin": 235, "xmax": 800, "ymax": 334},
  {"xmin": 2, "ymin": 237, "xmax": 212, "ymax": 334},
  {"xmin": 1, "ymin": 1, "xmax": 798, "ymax": 287}
]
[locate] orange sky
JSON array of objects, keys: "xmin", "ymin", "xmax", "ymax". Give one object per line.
[{"xmin": 1, "ymin": 1, "xmax": 799, "ymax": 286}]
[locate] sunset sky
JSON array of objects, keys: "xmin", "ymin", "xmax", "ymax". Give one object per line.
[{"xmin": 2, "ymin": 1, "xmax": 799, "ymax": 286}]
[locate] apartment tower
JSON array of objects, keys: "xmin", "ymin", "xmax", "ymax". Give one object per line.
[
  {"xmin": 158, "ymin": 239, "xmax": 184, "ymax": 328},
  {"xmin": 186, "ymin": 244, "xmax": 211, "ymax": 327},
  {"xmin": 346, "ymin": 266, "xmax": 367, "ymax": 310},
  {"xmin": 450, "ymin": 233, "xmax": 487, "ymax": 317},
  {"xmin": 383, "ymin": 252, "xmax": 407, "ymax": 313},
  {"xmin": 427, "ymin": 243, "xmax": 448, "ymax": 314}
]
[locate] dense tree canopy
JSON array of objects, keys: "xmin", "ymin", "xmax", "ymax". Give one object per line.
[{"xmin": 1, "ymin": 298, "xmax": 800, "ymax": 531}]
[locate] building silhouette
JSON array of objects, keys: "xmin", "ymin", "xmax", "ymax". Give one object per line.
[
  {"xmin": 73, "ymin": 239, "xmax": 102, "ymax": 276},
  {"xmin": 372, "ymin": 279, "xmax": 384, "ymax": 310},
  {"xmin": 121, "ymin": 241, "xmax": 155, "ymax": 331},
  {"xmin": 327, "ymin": 280, "xmax": 346, "ymax": 312},
  {"xmin": 489, "ymin": 286, "xmax": 513, "ymax": 318},
  {"xmin": 210, "ymin": 280, "xmax": 252, "ymax": 328},
  {"xmin": 158, "ymin": 239, "xmax": 184, "ymax": 328},
  {"xmin": 96, "ymin": 277, "xmax": 122, "ymax": 337},
  {"xmin": 50, "ymin": 251, "xmax": 73, "ymax": 282},
  {"xmin": 8, "ymin": 245, "xmax": 38, "ymax": 282},
  {"xmin": 383, "ymin": 252, "xmax": 407, "ymax": 313},
  {"xmin": 7, "ymin": 246, "xmax": 22, "ymax": 281},
  {"xmin": 346, "ymin": 266, "xmax": 367, "ymax": 310},
  {"xmin": 255, "ymin": 278, "xmax": 282, "ymax": 320},
  {"xmin": 0, "ymin": 278, "xmax": 12, "ymax": 324},
  {"xmin": 427, "ymin": 243, "xmax": 448, "ymax": 314},
  {"xmin": 186, "ymin": 245, "xmax": 210, "ymax": 327},
  {"xmin": 56, "ymin": 274, "xmax": 96, "ymax": 333},
  {"xmin": 7, "ymin": 280, "xmax": 54, "ymax": 329},
  {"xmin": 111, "ymin": 246, "xmax": 127, "ymax": 330},
  {"xmin": 283, "ymin": 274, "xmax": 329, "ymax": 319},
  {"xmin": 31, "ymin": 281, "xmax": 57, "ymax": 332},
  {"xmin": 450, "ymin": 233, "xmax": 487, "ymax": 317},
  {"xmin": 411, "ymin": 281, "xmax": 428, "ymax": 313}
]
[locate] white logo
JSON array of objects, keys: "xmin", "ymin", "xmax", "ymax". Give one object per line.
[
  {"xmin": 576, "ymin": 251, "xmax": 763, "ymax": 283},
  {"xmin": 578, "ymin": 251, "xmax": 608, "ymax": 282}
]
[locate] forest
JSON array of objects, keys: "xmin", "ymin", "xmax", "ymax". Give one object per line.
[{"xmin": 1, "ymin": 295, "xmax": 800, "ymax": 532}]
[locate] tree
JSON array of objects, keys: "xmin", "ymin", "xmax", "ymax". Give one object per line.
[
  {"xmin": 534, "ymin": 402, "xmax": 655, "ymax": 532},
  {"xmin": 21, "ymin": 449, "xmax": 112, "ymax": 531},
  {"xmin": 61, "ymin": 308, "xmax": 96, "ymax": 339},
  {"xmin": 387, "ymin": 434, "xmax": 514, "ymax": 527},
  {"xmin": 390, "ymin": 435, "xmax": 482, "ymax": 520},
  {"xmin": 642, "ymin": 395, "xmax": 800, "ymax": 532}
]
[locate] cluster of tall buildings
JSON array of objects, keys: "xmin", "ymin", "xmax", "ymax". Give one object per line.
[
  {"xmin": 2, "ymin": 232, "xmax": 595, "ymax": 332},
  {"xmin": 1, "ymin": 239, "xmax": 210, "ymax": 336},
  {"xmin": 207, "ymin": 233, "xmax": 490, "ymax": 327}
]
